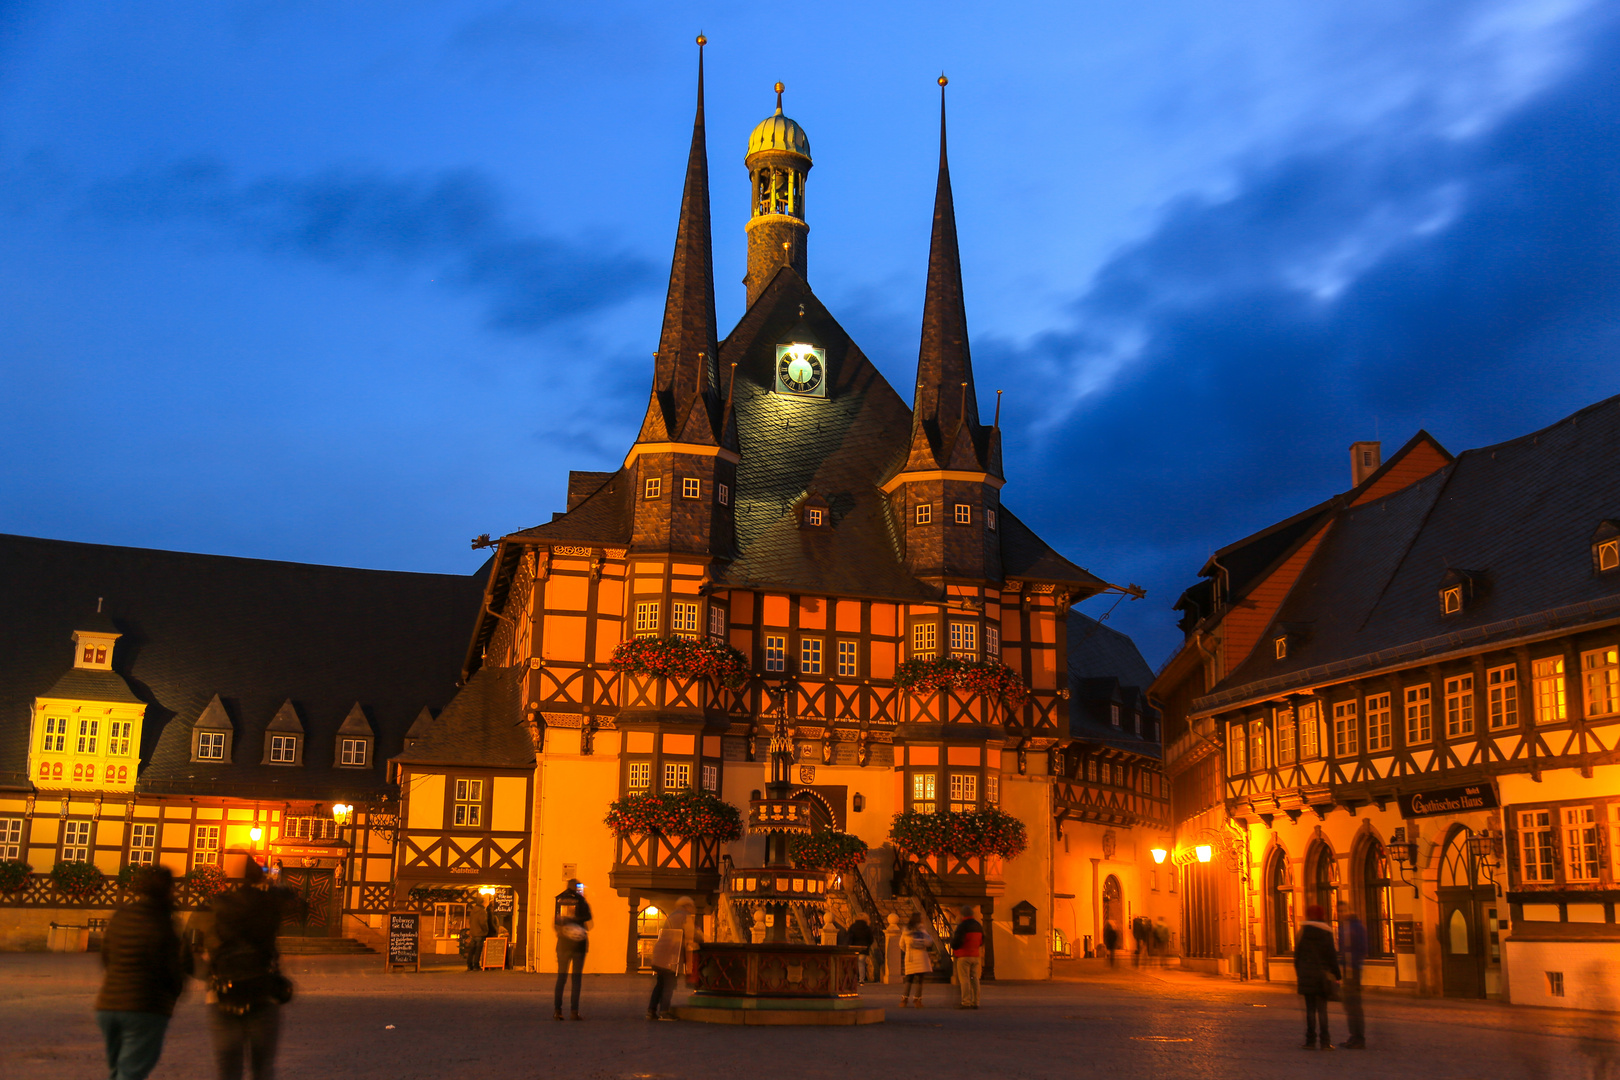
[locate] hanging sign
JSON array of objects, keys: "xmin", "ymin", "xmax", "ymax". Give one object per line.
[
  {"xmin": 1398, "ymin": 784, "xmax": 1499, "ymax": 818},
  {"xmin": 386, "ymin": 910, "xmax": 420, "ymax": 973}
]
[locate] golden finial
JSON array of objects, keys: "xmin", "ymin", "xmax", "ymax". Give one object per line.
[
  {"xmin": 938, "ymin": 73, "xmax": 948, "ymax": 87},
  {"xmin": 774, "ymin": 81, "xmax": 785, "ymax": 113},
  {"xmin": 696, "ymin": 33, "xmax": 706, "ymax": 46}
]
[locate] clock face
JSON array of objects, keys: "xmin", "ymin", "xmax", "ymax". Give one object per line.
[{"xmin": 774, "ymin": 343, "xmax": 827, "ymax": 397}]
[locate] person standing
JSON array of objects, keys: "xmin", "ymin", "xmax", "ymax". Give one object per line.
[
  {"xmin": 1102, "ymin": 921, "xmax": 1120, "ymax": 967},
  {"xmin": 208, "ymin": 858, "xmax": 291, "ymax": 1080},
  {"xmin": 1294, "ymin": 904, "xmax": 1341, "ymax": 1051},
  {"xmin": 553, "ymin": 879, "xmax": 592, "ymax": 1021},
  {"xmin": 95, "ymin": 866, "xmax": 192, "ymax": 1080},
  {"xmin": 847, "ymin": 917, "xmax": 874, "ymax": 983},
  {"xmin": 464, "ymin": 896, "xmax": 492, "ymax": 971},
  {"xmin": 949, "ymin": 905, "xmax": 984, "ymax": 1010},
  {"xmin": 899, "ymin": 912, "xmax": 934, "ymax": 1008},
  {"xmin": 1131, "ymin": 916, "xmax": 1148, "ymax": 967},
  {"xmin": 647, "ymin": 896, "xmax": 700, "ymax": 1021},
  {"xmin": 1338, "ymin": 905, "xmax": 1368, "ymax": 1049}
]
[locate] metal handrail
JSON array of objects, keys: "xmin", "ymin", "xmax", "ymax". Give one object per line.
[
  {"xmin": 899, "ymin": 860, "xmax": 954, "ymax": 969},
  {"xmin": 841, "ymin": 865, "xmax": 888, "ymax": 978}
]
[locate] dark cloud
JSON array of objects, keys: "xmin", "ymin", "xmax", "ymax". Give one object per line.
[
  {"xmin": 87, "ymin": 160, "xmax": 656, "ymax": 332},
  {"xmin": 989, "ymin": 17, "xmax": 1620, "ymax": 665}
]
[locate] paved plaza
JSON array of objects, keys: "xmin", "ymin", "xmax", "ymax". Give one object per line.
[{"xmin": 5, "ymin": 953, "xmax": 1618, "ymax": 1080}]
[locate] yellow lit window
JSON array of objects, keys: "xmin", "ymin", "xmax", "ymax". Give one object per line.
[
  {"xmin": 1599, "ymin": 538, "xmax": 1619, "ymax": 572},
  {"xmin": 41, "ymin": 716, "xmax": 67, "ymax": 752},
  {"xmin": 1581, "ymin": 647, "xmax": 1619, "ymax": 717},
  {"xmin": 1249, "ymin": 720, "xmax": 1267, "ymax": 770},
  {"xmin": 664, "ymin": 762, "xmax": 691, "ymax": 790},
  {"xmin": 1229, "ymin": 723, "xmax": 1247, "ymax": 774},
  {"xmin": 76, "ymin": 719, "xmax": 98, "ymax": 755},
  {"xmin": 1275, "ymin": 707, "xmax": 1296, "ymax": 764},
  {"xmin": 911, "ymin": 772, "xmax": 937, "ymax": 813},
  {"xmin": 627, "ymin": 762, "xmax": 650, "ymax": 789},
  {"xmin": 1441, "ymin": 586, "xmax": 1462, "ymax": 615},
  {"xmin": 1444, "ymin": 675, "xmax": 1474, "ymax": 737},
  {"xmin": 1299, "ymin": 702, "xmax": 1321, "ymax": 759},
  {"xmin": 805, "ymin": 507, "xmax": 824, "ymax": 526},
  {"xmin": 1533, "ymin": 657, "xmax": 1566, "ymax": 724},
  {"xmin": 108, "ymin": 721, "xmax": 133, "ymax": 756},
  {"xmin": 949, "ymin": 621, "xmax": 977, "ymax": 659}
]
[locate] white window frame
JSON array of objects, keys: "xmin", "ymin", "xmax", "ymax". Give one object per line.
[
  {"xmin": 663, "ymin": 761, "xmax": 691, "ymax": 790},
  {"xmin": 644, "ymin": 477, "xmax": 662, "ymax": 499},
  {"xmin": 127, "ymin": 822, "xmax": 156, "ymax": 865},
  {"xmin": 1275, "ymin": 707, "xmax": 1296, "ymax": 764},
  {"xmin": 196, "ymin": 731, "xmax": 225, "ymax": 760},
  {"xmin": 954, "ymin": 504, "xmax": 971, "ymax": 525},
  {"xmin": 836, "ymin": 640, "xmax": 858, "ymax": 677},
  {"xmin": 949, "ymin": 621, "xmax": 977, "ymax": 659},
  {"xmin": 1563, "ymin": 806, "xmax": 1600, "ymax": 883},
  {"xmin": 948, "ymin": 772, "xmax": 978, "ymax": 811},
  {"xmin": 986, "ymin": 625, "xmax": 1000, "ymax": 658},
  {"xmin": 912, "ymin": 621, "xmax": 938, "ymax": 660},
  {"xmin": 708, "ymin": 604, "xmax": 727, "ymax": 640},
  {"xmin": 62, "ymin": 820, "xmax": 92, "ymax": 863},
  {"xmin": 1404, "ymin": 685, "xmax": 1431, "ymax": 744},
  {"xmin": 1365, "ymin": 693, "xmax": 1392, "ymax": 752},
  {"xmin": 986, "ymin": 773, "xmax": 1000, "ymax": 805},
  {"xmin": 340, "ymin": 738, "xmax": 368, "ymax": 766},
  {"xmin": 800, "ymin": 638, "xmax": 823, "ymax": 675},
  {"xmin": 1518, "ymin": 809, "xmax": 1555, "ymax": 883},
  {"xmin": 42, "ymin": 715, "xmax": 67, "ymax": 752},
  {"xmin": 701, "ymin": 764, "xmax": 718, "ymax": 791},
  {"xmin": 1533, "ymin": 657, "xmax": 1567, "ymax": 724},
  {"xmin": 1581, "ymin": 647, "xmax": 1619, "ymax": 718},
  {"xmin": 681, "ymin": 477, "xmax": 701, "ymax": 499},
  {"xmin": 1445, "ymin": 674, "xmax": 1475, "ymax": 737},
  {"xmin": 910, "ymin": 772, "xmax": 937, "ymax": 813},
  {"xmin": 192, "ymin": 824, "xmax": 219, "ymax": 866},
  {"xmin": 634, "ymin": 601, "xmax": 660, "ymax": 638},
  {"xmin": 453, "ymin": 778, "xmax": 484, "ymax": 827},
  {"xmin": 671, "ymin": 601, "xmax": 700, "ymax": 640},
  {"xmin": 1299, "ymin": 702, "xmax": 1321, "ymax": 759},
  {"xmin": 1229, "ymin": 724, "xmax": 1247, "ymax": 775},
  {"xmin": 1249, "ymin": 720, "xmax": 1267, "ymax": 771},
  {"xmin": 269, "ymin": 735, "xmax": 297, "ymax": 764},
  {"xmin": 76, "ymin": 719, "xmax": 98, "ymax": 755},
  {"xmin": 915, "ymin": 503, "xmax": 932, "ymax": 526},
  {"xmin": 0, "ymin": 816, "xmax": 22, "ymax": 861},
  {"xmin": 627, "ymin": 762, "xmax": 651, "ymax": 789},
  {"xmin": 764, "ymin": 635, "xmax": 786, "ymax": 672},
  {"xmin": 108, "ymin": 721, "xmax": 133, "ymax": 756},
  {"xmin": 1332, "ymin": 700, "xmax": 1359, "ymax": 757},
  {"xmin": 717, "ymin": 482, "xmax": 730, "ymax": 506},
  {"xmin": 1487, "ymin": 664, "xmax": 1518, "ymax": 729}
]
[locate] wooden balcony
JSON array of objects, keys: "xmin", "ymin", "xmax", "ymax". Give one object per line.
[{"xmin": 609, "ymin": 830, "xmax": 723, "ymax": 896}]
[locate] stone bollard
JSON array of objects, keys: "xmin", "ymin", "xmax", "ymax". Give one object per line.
[{"xmin": 883, "ymin": 913, "xmax": 903, "ymax": 984}]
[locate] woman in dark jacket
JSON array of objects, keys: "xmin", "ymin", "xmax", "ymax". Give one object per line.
[
  {"xmin": 1294, "ymin": 904, "xmax": 1342, "ymax": 1050},
  {"xmin": 95, "ymin": 865, "xmax": 192, "ymax": 1080}
]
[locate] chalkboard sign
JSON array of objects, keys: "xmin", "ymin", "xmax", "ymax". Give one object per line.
[
  {"xmin": 481, "ymin": 934, "xmax": 509, "ymax": 970},
  {"xmin": 387, "ymin": 911, "xmax": 420, "ymax": 973}
]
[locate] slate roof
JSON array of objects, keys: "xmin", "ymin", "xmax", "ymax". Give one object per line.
[
  {"xmin": 390, "ymin": 666, "xmax": 533, "ymax": 769},
  {"xmin": 40, "ymin": 668, "xmax": 143, "ymax": 705},
  {"xmin": 0, "ymin": 534, "xmax": 487, "ymax": 796},
  {"xmin": 1067, "ymin": 611, "xmax": 1161, "ymax": 757},
  {"xmin": 1198, "ymin": 394, "xmax": 1620, "ymax": 713}
]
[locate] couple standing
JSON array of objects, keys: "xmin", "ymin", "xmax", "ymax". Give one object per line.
[{"xmin": 1294, "ymin": 904, "xmax": 1369, "ymax": 1051}]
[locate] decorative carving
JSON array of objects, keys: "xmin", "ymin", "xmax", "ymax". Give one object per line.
[
  {"xmin": 542, "ymin": 712, "xmax": 583, "ymax": 728},
  {"xmin": 603, "ymin": 548, "xmax": 627, "ymax": 560},
  {"xmin": 552, "ymin": 545, "xmax": 593, "ymax": 557}
]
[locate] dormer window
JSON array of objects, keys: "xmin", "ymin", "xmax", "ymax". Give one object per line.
[
  {"xmin": 197, "ymin": 732, "xmax": 226, "ymax": 760},
  {"xmin": 1438, "ymin": 568, "xmax": 1485, "ymax": 617},
  {"xmin": 1600, "ymin": 540, "xmax": 1620, "ymax": 573},
  {"xmin": 1441, "ymin": 586, "xmax": 1463, "ymax": 615},
  {"xmin": 1593, "ymin": 522, "xmax": 1620, "ymax": 574},
  {"xmin": 806, "ymin": 508, "xmax": 824, "ymax": 526},
  {"xmin": 269, "ymin": 735, "xmax": 298, "ymax": 764},
  {"xmin": 1275, "ymin": 636, "xmax": 1288, "ymax": 660},
  {"xmin": 340, "ymin": 738, "xmax": 368, "ymax": 767}
]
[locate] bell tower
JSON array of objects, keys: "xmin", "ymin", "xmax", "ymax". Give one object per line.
[{"xmin": 743, "ymin": 83, "xmax": 813, "ymax": 308}]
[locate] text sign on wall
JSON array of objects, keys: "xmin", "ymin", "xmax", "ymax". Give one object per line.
[
  {"xmin": 1398, "ymin": 784, "xmax": 1499, "ymax": 818},
  {"xmin": 1393, "ymin": 919, "xmax": 1415, "ymax": 954},
  {"xmin": 387, "ymin": 911, "xmax": 419, "ymax": 972}
]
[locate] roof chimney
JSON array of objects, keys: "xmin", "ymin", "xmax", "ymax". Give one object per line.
[{"xmin": 1350, "ymin": 440, "xmax": 1382, "ymax": 487}]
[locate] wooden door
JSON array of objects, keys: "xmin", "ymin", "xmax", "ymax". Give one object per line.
[
  {"xmin": 1437, "ymin": 830, "xmax": 1487, "ymax": 998},
  {"xmin": 278, "ymin": 868, "xmax": 335, "ymax": 936}
]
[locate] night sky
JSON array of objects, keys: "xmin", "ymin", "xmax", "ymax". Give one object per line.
[{"xmin": 3, "ymin": 2, "xmax": 1617, "ymax": 667}]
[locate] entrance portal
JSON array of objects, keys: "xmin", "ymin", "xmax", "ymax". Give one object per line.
[
  {"xmin": 1437, "ymin": 829, "xmax": 1494, "ymax": 999},
  {"xmin": 278, "ymin": 868, "xmax": 335, "ymax": 936}
]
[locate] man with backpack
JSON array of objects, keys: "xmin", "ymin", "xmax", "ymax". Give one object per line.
[{"xmin": 207, "ymin": 858, "xmax": 292, "ymax": 1080}]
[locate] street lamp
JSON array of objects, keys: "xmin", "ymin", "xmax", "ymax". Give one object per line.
[
  {"xmin": 1195, "ymin": 844, "xmax": 1214, "ymax": 864},
  {"xmin": 1150, "ymin": 847, "xmax": 1168, "ymax": 864},
  {"xmin": 249, "ymin": 827, "xmax": 263, "ymax": 843},
  {"xmin": 331, "ymin": 803, "xmax": 353, "ymax": 827}
]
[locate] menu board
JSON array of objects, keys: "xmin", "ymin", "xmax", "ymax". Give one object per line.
[
  {"xmin": 481, "ymin": 935, "xmax": 509, "ymax": 970},
  {"xmin": 387, "ymin": 911, "xmax": 420, "ymax": 972}
]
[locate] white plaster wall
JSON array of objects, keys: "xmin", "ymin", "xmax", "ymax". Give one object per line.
[{"xmin": 1505, "ymin": 940, "xmax": 1620, "ymax": 1012}]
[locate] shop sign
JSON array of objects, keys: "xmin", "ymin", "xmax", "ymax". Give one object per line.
[
  {"xmin": 1393, "ymin": 919, "xmax": 1415, "ymax": 954},
  {"xmin": 1398, "ymin": 784, "xmax": 1498, "ymax": 818},
  {"xmin": 387, "ymin": 911, "xmax": 420, "ymax": 973}
]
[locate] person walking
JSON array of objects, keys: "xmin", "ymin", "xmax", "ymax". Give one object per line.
[
  {"xmin": 1102, "ymin": 921, "xmax": 1120, "ymax": 967},
  {"xmin": 95, "ymin": 865, "xmax": 192, "ymax": 1080},
  {"xmin": 465, "ymin": 895, "xmax": 492, "ymax": 971},
  {"xmin": 1130, "ymin": 916, "xmax": 1148, "ymax": 967},
  {"xmin": 553, "ymin": 879, "xmax": 592, "ymax": 1021},
  {"xmin": 847, "ymin": 917, "xmax": 874, "ymax": 983},
  {"xmin": 949, "ymin": 905, "xmax": 984, "ymax": 1009},
  {"xmin": 1338, "ymin": 905, "xmax": 1368, "ymax": 1049},
  {"xmin": 647, "ymin": 896, "xmax": 700, "ymax": 1021},
  {"xmin": 1151, "ymin": 916, "xmax": 1170, "ymax": 967},
  {"xmin": 1294, "ymin": 904, "xmax": 1341, "ymax": 1051},
  {"xmin": 898, "ymin": 912, "xmax": 934, "ymax": 1008},
  {"xmin": 207, "ymin": 858, "xmax": 291, "ymax": 1080}
]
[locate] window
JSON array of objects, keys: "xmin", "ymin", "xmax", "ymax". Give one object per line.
[
  {"xmin": 987, "ymin": 509, "xmax": 997, "ymax": 532},
  {"xmin": 1332, "ymin": 701, "xmax": 1359, "ymax": 757},
  {"xmin": 41, "ymin": 716, "xmax": 67, "ymax": 752},
  {"xmin": 634, "ymin": 601, "xmax": 660, "ymax": 637},
  {"xmin": 127, "ymin": 823, "xmax": 155, "ymax": 865},
  {"xmin": 644, "ymin": 477, "xmax": 662, "ymax": 499},
  {"xmin": 664, "ymin": 762, "xmax": 691, "ymax": 790},
  {"xmin": 1275, "ymin": 636, "xmax": 1287, "ymax": 660},
  {"xmin": 283, "ymin": 817, "xmax": 337, "ymax": 841},
  {"xmin": 764, "ymin": 635, "xmax": 786, "ymax": 672},
  {"xmin": 915, "ymin": 503, "xmax": 932, "ymax": 526},
  {"xmin": 949, "ymin": 772, "xmax": 978, "ymax": 811},
  {"xmin": 1404, "ymin": 686, "xmax": 1432, "ymax": 744},
  {"xmin": 432, "ymin": 902, "xmax": 469, "ymax": 941},
  {"xmin": 0, "ymin": 817, "xmax": 21, "ymax": 860},
  {"xmin": 837, "ymin": 640, "xmax": 858, "ymax": 677},
  {"xmin": 627, "ymin": 762, "xmax": 651, "ymax": 789},
  {"xmin": 1364, "ymin": 843, "xmax": 1394, "ymax": 959},
  {"xmin": 1441, "ymin": 586, "xmax": 1463, "ymax": 615},
  {"xmin": 453, "ymin": 779, "xmax": 483, "ymax": 827},
  {"xmin": 701, "ymin": 764, "xmax": 718, "ymax": 791},
  {"xmin": 1249, "ymin": 721, "xmax": 1267, "ymax": 771},
  {"xmin": 1519, "ymin": 810, "xmax": 1556, "ymax": 883},
  {"xmin": 1533, "ymin": 657, "xmax": 1567, "ymax": 724},
  {"xmin": 1299, "ymin": 702, "xmax": 1321, "ymax": 759},
  {"xmin": 986, "ymin": 774, "xmax": 999, "ymax": 805},
  {"xmin": 340, "ymin": 738, "xmax": 368, "ymax": 766},
  {"xmin": 76, "ymin": 719, "xmax": 98, "ymax": 755},
  {"xmin": 57, "ymin": 820, "xmax": 92, "ymax": 863},
  {"xmin": 269, "ymin": 735, "xmax": 297, "ymax": 763},
  {"xmin": 1276, "ymin": 707, "xmax": 1296, "ymax": 764},
  {"xmin": 197, "ymin": 731, "xmax": 225, "ymax": 760},
  {"xmin": 1086, "ymin": 758, "xmax": 1098, "ymax": 782},
  {"xmin": 1564, "ymin": 807, "xmax": 1600, "ymax": 882},
  {"xmin": 954, "ymin": 504, "xmax": 971, "ymax": 525},
  {"xmin": 718, "ymin": 482, "xmax": 730, "ymax": 506},
  {"xmin": 912, "ymin": 621, "xmax": 938, "ymax": 659},
  {"xmin": 681, "ymin": 477, "xmax": 701, "ymax": 499},
  {"xmin": 949, "ymin": 621, "xmax": 977, "ymax": 659},
  {"xmin": 805, "ymin": 507, "xmax": 824, "ymax": 526},
  {"xmin": 1487, "ymin": 665, "xmax": 1518, "ymax": 729},
  {"xmin": 986, "ymin": 625, "xmax": 1000, "ymax": 658},
  {"xmin": 1111, "ymin": 704, "xmax": 1121, "ymax": 727},
  {"xmin": 911, "ymin": 772, "xmax": 937, "ymax": 813},
  {"xmin": 1598, "ymin": 538, "xmax": 1619, "ymax": 572},
  {"xmin": 708, "ymin": 605, "xmax": 726, "ymax": 640},
  {"xmin": 192, "ymin": 824, "xmax": 219, "ymax": 866},
  {"xmin": 1582, "ymin": 647, "xmax": 1620, "ymax": 717},
  {"xmin": 1365, "ymin": 693, "xmax": 1392, "ymax": 752},
  {"xmin": 671, "ymin": 601, "xmax": 700, "ymax": 639},
  {"xmin": 1271, "ymin": 855, "xmax": 1293, "ymax": 955},
  {"xmin": 1445, "ymin": 675, "xmax": 1475, "ymax": 737},
  {"xmin": 1229, "ymin": 724, "xmax": 1247, "ymax": 775},
  {"xmin": 800, "ymin": 638, "xmax": 822, "ymax": 675}
]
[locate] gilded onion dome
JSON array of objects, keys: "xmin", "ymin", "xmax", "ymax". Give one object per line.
[{"xmin": 747, "ymin": 83, "xmax": 811, "ymax": 161}]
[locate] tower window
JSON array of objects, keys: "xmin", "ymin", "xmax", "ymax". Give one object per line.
[
  {"xmin": 644, "ymin": 477, "xmax": 662, "ymax": 499},
  {"xmin": 806, "ymin": 508, "xmax": 824, "ymax": 527},
  {"xmin": 915, "ymin": 504, "xmax": 932, "ymax": 526},
  {"xmin": 718, "ymin": 483, "xmax": 730, "ymax": 506},
  {"xmin": 954, "ymin": 504, "xmax": 971, "ymax": 525},
  {"xmin": 681, "ymin": 477, "xmax": 701, "ymax": 499},
  {"xmin": 987, "ymin": 509, "xmax": 997, "ymax": 532}
]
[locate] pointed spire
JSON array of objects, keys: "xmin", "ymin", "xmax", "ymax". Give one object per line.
[
  {"xmin": 637, "ymin": 35, "xmax": 721, "ymax": 446},
  {"xmin": 904, "ymin": 74, "xmax": 994, "ymax": 475}
]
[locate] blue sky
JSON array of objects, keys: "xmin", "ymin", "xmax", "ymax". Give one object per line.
[{"xmin": 2, "ymin": 1, "xmax": 1616, "ymax": 666}]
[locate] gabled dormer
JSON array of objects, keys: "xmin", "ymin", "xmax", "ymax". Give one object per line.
[
  {"xmin": 73, "ymin": 602, "xmax": 120, "ymax": 671},
  {"xmin": 798, "ymin": 491, "xmax": 831, "ymax": 529},
  {"xmin": 32, "ymin": 602, "xmax": 145, "ymax": 792},
  {"xmin": 262, "ymin": 699, "xmax": 304, "ymax": 766},
  {"xmin": 1438, "ymin": 568, "xmax": 1487, "ymax": 617},
  {"xmin": 335, "ymin": 702, "xmax": 374, "ymax": 768},
  {"xmin": 401, "ymin": 706, "xmax": 435, "ymax": 754},
  {"xmin": 1592, "ymin": 521, "xmax": 1620, "ymax": 575},
  {"xmin": 191, "ymin": 693, "xmax": 234, "ymax": 763}
]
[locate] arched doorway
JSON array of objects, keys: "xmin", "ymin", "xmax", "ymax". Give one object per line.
[
  {"xmin": 1102, "ymin": 874, "xmax": 1124, "ymax": 952},
  {"xmin": 1267, "ymin": 848, "xmax": 1293, "ymax": 956},
  {"xmin": 1437, "ymin": 828, "xmax": 1494, "ymax": 998},
  {"xmin": 1358, "ymin": 839, "xmax": 1394, "ymax": 959}
]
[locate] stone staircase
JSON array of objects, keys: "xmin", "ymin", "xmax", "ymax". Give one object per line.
[{"xmin": 276, "ymin": 936, "xmax": 376, "ymax": 955}]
